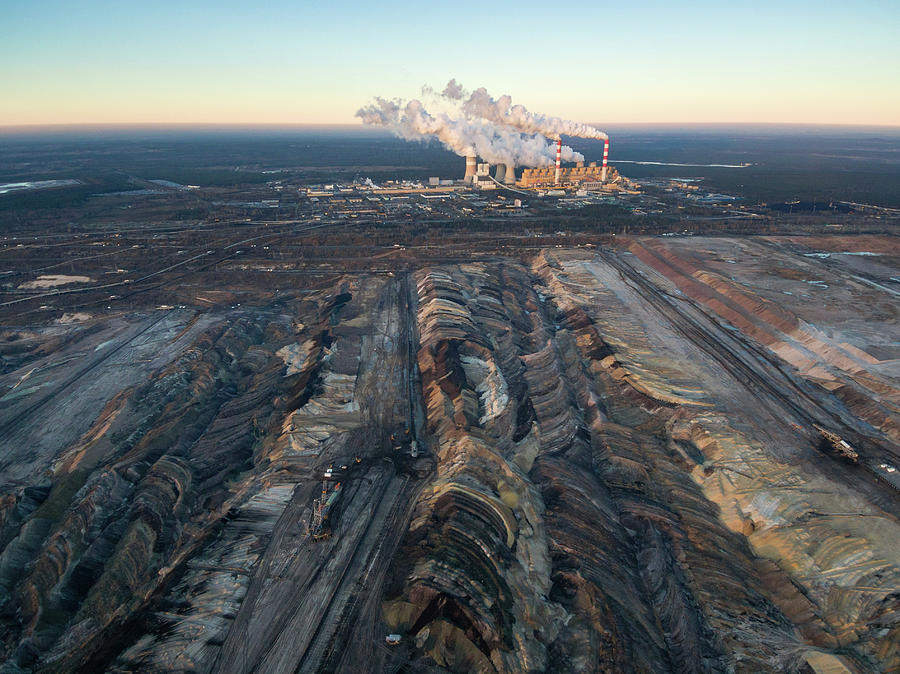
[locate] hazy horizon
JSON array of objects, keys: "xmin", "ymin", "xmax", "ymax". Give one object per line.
[{"xmin": 3, "ymin": 121, "xmax": 899, "ymax": 138}]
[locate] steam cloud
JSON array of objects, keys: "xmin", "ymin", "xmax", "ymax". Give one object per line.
[
  {"xmin": 357, "ymin": 80, "xmax": 608, "ymax": 168},
  {"xmin": 461, "ymin": 87, "xmax": 608, "ymax": 141},
  {"xmin": 441, "ymin": 78, "xmax": 465, "ymax": 101}
]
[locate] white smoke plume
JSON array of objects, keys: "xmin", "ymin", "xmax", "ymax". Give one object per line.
[
  {"xmin": 459, "ymin": 87, "xmax": 608, "ymax": 141},
  {"xmin": 356, "ymin": 82, "xmax": 595, "ymax": 168},
  {"xmin": 441, "ymin": 78, "xmax": 466, "ymax": 100}
]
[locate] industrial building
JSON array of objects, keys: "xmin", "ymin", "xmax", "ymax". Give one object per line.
[
  {"xmin": 519, "ymin": 163, "xmax": 619, "ymax": 189},
  {"xmin": 462, "ymin": 136, "xmax": 613, "ymax": 191},
  {"xmin": 463, "ymin": 159, "xmax": 517, "ymax": 189}
]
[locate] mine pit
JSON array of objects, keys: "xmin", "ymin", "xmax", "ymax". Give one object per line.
[{"xmin": 0, "ymin": 232, "xmax": 897, "ymax": 673}]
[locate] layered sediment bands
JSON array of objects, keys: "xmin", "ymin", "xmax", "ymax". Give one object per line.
[
  {"xmin": 535, "ymin": 247, "xmax": 899, "ymax": 672},
  {"xmin": 628, "ymin": 237, "xmax": 900, "ymax": 445},
  {"xmin": 388, "ymin": 262, "xmax": 781, "ymax": 673},
  {"xmin": 533, "ymin": 255, "xmax": 802, "ymax": 672},
  {"xmin": 110, "ymin": 482, "xmax": 297, "ymax": 672},
  {"xmin": 109, "ymin": 278, "xmax": 400, "ymax": 672},
  {"xmin": 0, "ymin": 281, "xmax": 366, "ymax": 670},
  {"xmin": 1, "ymin": 240, "xmax": 897, "ymax": 672},
  {"xmin": 269, "ymin": 289, "xmax": 367, "ymax": 463},
  {"xmin": 0, "ymin": 315, "xmax": 274, "ymax": 669},
  {"xmin": 533, "ymin": 455, "xmax": 670, "ymax": 672},
  {"xmin": 387, "ymin": 265, "xmax": 563, "ymax": 672},
  {"xmin": 674, "ymin": 413, "xmax": 900, "ymax": 670},
  {"xmin": 385, "ymin": 251, "xmax": 899, "ymax": 673}
]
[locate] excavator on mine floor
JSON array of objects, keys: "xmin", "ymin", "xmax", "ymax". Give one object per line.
[
  {"xmin": 809, "ymin": 425, "xmax": 900, "ymax": 494},
  {"xmin": 813, "ymin": 424, "xmax": 859, "ymax": 463},
  {"xmin": 309, "ymin": 481, "xmax": 343, "ymax": 541}
]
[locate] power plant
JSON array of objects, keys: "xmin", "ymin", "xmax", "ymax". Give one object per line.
[
  {"xmin": 457, "ymin": 152, "xmax": 617, "ymax": 190},
  {"xmin": 456, "ymin": 132, "xmax": 612, "ymax": 191},
  {"xmin": 518, "ymin": 161, "xmax": 618, "ymax": 189},
  {"xmin": 457, "ymin": 134, "xmax": 614, "ymax": 191},
  {"xmin": 357, "ymin": 80, "xmax": 613, "ymax": 193}
]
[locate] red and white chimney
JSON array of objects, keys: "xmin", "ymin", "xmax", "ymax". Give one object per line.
[
  {"xmin": 555, "ymin": 138, "xmax": 562, "ymax": 185},
  {"xmin": 601, "ymin": 139, "xmax": 609, "ymax": 182}
]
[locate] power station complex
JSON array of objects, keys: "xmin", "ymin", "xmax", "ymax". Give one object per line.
[
  {"xmin": 518, "ymin": 162, "xmax": 618, "ymax": 189},
  {"xmin": 356, "ymin": 82, "xmax": 618, "ymax": 193},
  {"xmin": 462, "ymin": 138, "xmax": 617, "ymax": 191}
]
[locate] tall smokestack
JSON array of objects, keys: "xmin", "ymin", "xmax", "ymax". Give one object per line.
[
  {"xmin": 601, "ymin": 139, "xmax": 609, "ymax": 182},
  {"xmin": 495, "ymin": 164, "xmax": 507, "ymax": 183},
  {"xmin": 555, "ymin": 138, "xmax": 561, "ymax": 185},
  {"xmin": 505, "ymin": 164, "xmax": 516, "ymax": 184}
]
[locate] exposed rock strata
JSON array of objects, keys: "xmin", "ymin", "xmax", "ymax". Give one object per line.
[
  {"xmin": 384, "ymin": 251, "xmax": 897, "ymax": 673},
  {"xmin": 0, "ymin": 242, "xmax": 897, "ymax": 673}
]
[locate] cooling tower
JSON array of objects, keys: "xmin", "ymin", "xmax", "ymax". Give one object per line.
[
  {"xmin": 464, "ymin": 155, "xmax": 477, "ymax": 182},
  {"xmin": 494, "ymin": 164, "xmax": 507, "ymax": 183},
  {"xmin": 505, "ymin": 164, "xmax": 516, "ymax": 184}
]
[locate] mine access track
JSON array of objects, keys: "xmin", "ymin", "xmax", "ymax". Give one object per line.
[
  {"xmin": 304, "ymin": 474, "xmax": 412, "ymax": 673},
  {"xmin": 0, "ymin": 310, "xmax": 171, "ymax": 440},
  {"xmin": 598, "ymin": 249, "xmax": 899, "ymax": 476}
]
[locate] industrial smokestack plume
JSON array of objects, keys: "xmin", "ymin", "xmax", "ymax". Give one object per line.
[
  {"xmin": 505, "ymin": 164, "xmax": 516, "ymax": 184},
  {"xmin": 555, "ymin": 138, "xmax": 562, "ymax": 185},
  {"xmin": 495, "ymin": 164, "xmax": 507, "ymax": 183},
  {"xmin": 464, "ymin": 155, "xmax": 477, "ymax": 182},
  {"xmin": 357, "ymin": 81, "xmax": 605, "ymax": 173},
  {"xmin": 601, "ymin": 139, "xmax": 609, "ymax": 182}
]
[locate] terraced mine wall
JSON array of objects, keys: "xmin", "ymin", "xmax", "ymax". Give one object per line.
[
  {"xmin": 0, "ymin": 237, "xmax": 897, "ymax": 673},
  {"xmin": 379, "ymin": 243, "xmax": 898, "ymax": 672}
]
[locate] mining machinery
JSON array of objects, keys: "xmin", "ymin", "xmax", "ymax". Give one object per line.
[
  {"xmin": 310, "ymin": 480, "xmax": 343, "ymax": 541},
  {"xmin": 813, "ymin": 424, "xmax": 859, "ymax": 463}
]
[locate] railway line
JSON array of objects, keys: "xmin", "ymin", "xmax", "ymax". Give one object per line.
[
  {"xmin": 214, "ymin": 472, "xmax": 386, "ymax": 674},
  {"xmin": 304, "ymin": 273, "xmax": 429, "ymax": 673},
  {"xmin": 211, "ymin": 272, "xmax": 428, "ymax": 673},
  {"xmin": 598, "ymin": 250, "xmax": 829, "ymax": 427},
  {"xmin": 325, "ymin": 477, "xmax": 428, "ymax": 674},
  {"xmin": 276, "ymin": 469, "xmax": 394, "ymax": 673},
  {"xmin": 0, "ymin": 309, "xmax": 172, "ymax": 440},
  {"xmin": 597, "ymin": 250, "xmax": 900, "ymax": 500},
  {"xmin": 298, "ymin": 473, "xmax": 410, "ymax": 673}
]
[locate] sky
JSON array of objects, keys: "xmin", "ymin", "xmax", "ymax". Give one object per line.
[{"xmin": 2, "ymin": 0, "xmax": 899, "ymax": 127}]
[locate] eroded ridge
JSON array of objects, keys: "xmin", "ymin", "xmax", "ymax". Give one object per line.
[
  {"xmin": 0, "ymin": 239, "xmax": 897, "ymax": 673},
  {"xmin": 381, "ymin": 246, "xmax": 899, "ymax": 673}
]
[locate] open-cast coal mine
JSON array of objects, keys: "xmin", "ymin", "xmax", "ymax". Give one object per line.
[{"xmin": 1, "ymin": 230, "xmax": 898, "ymax": 673}]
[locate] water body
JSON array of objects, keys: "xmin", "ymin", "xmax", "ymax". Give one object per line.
[
  {"xmin": 0, "ymin": 179, "xmax": 81, "ymax": 194},
  {"xmin": 612, "ymin": 160, "xmax": 747, "ymax": 168}
]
